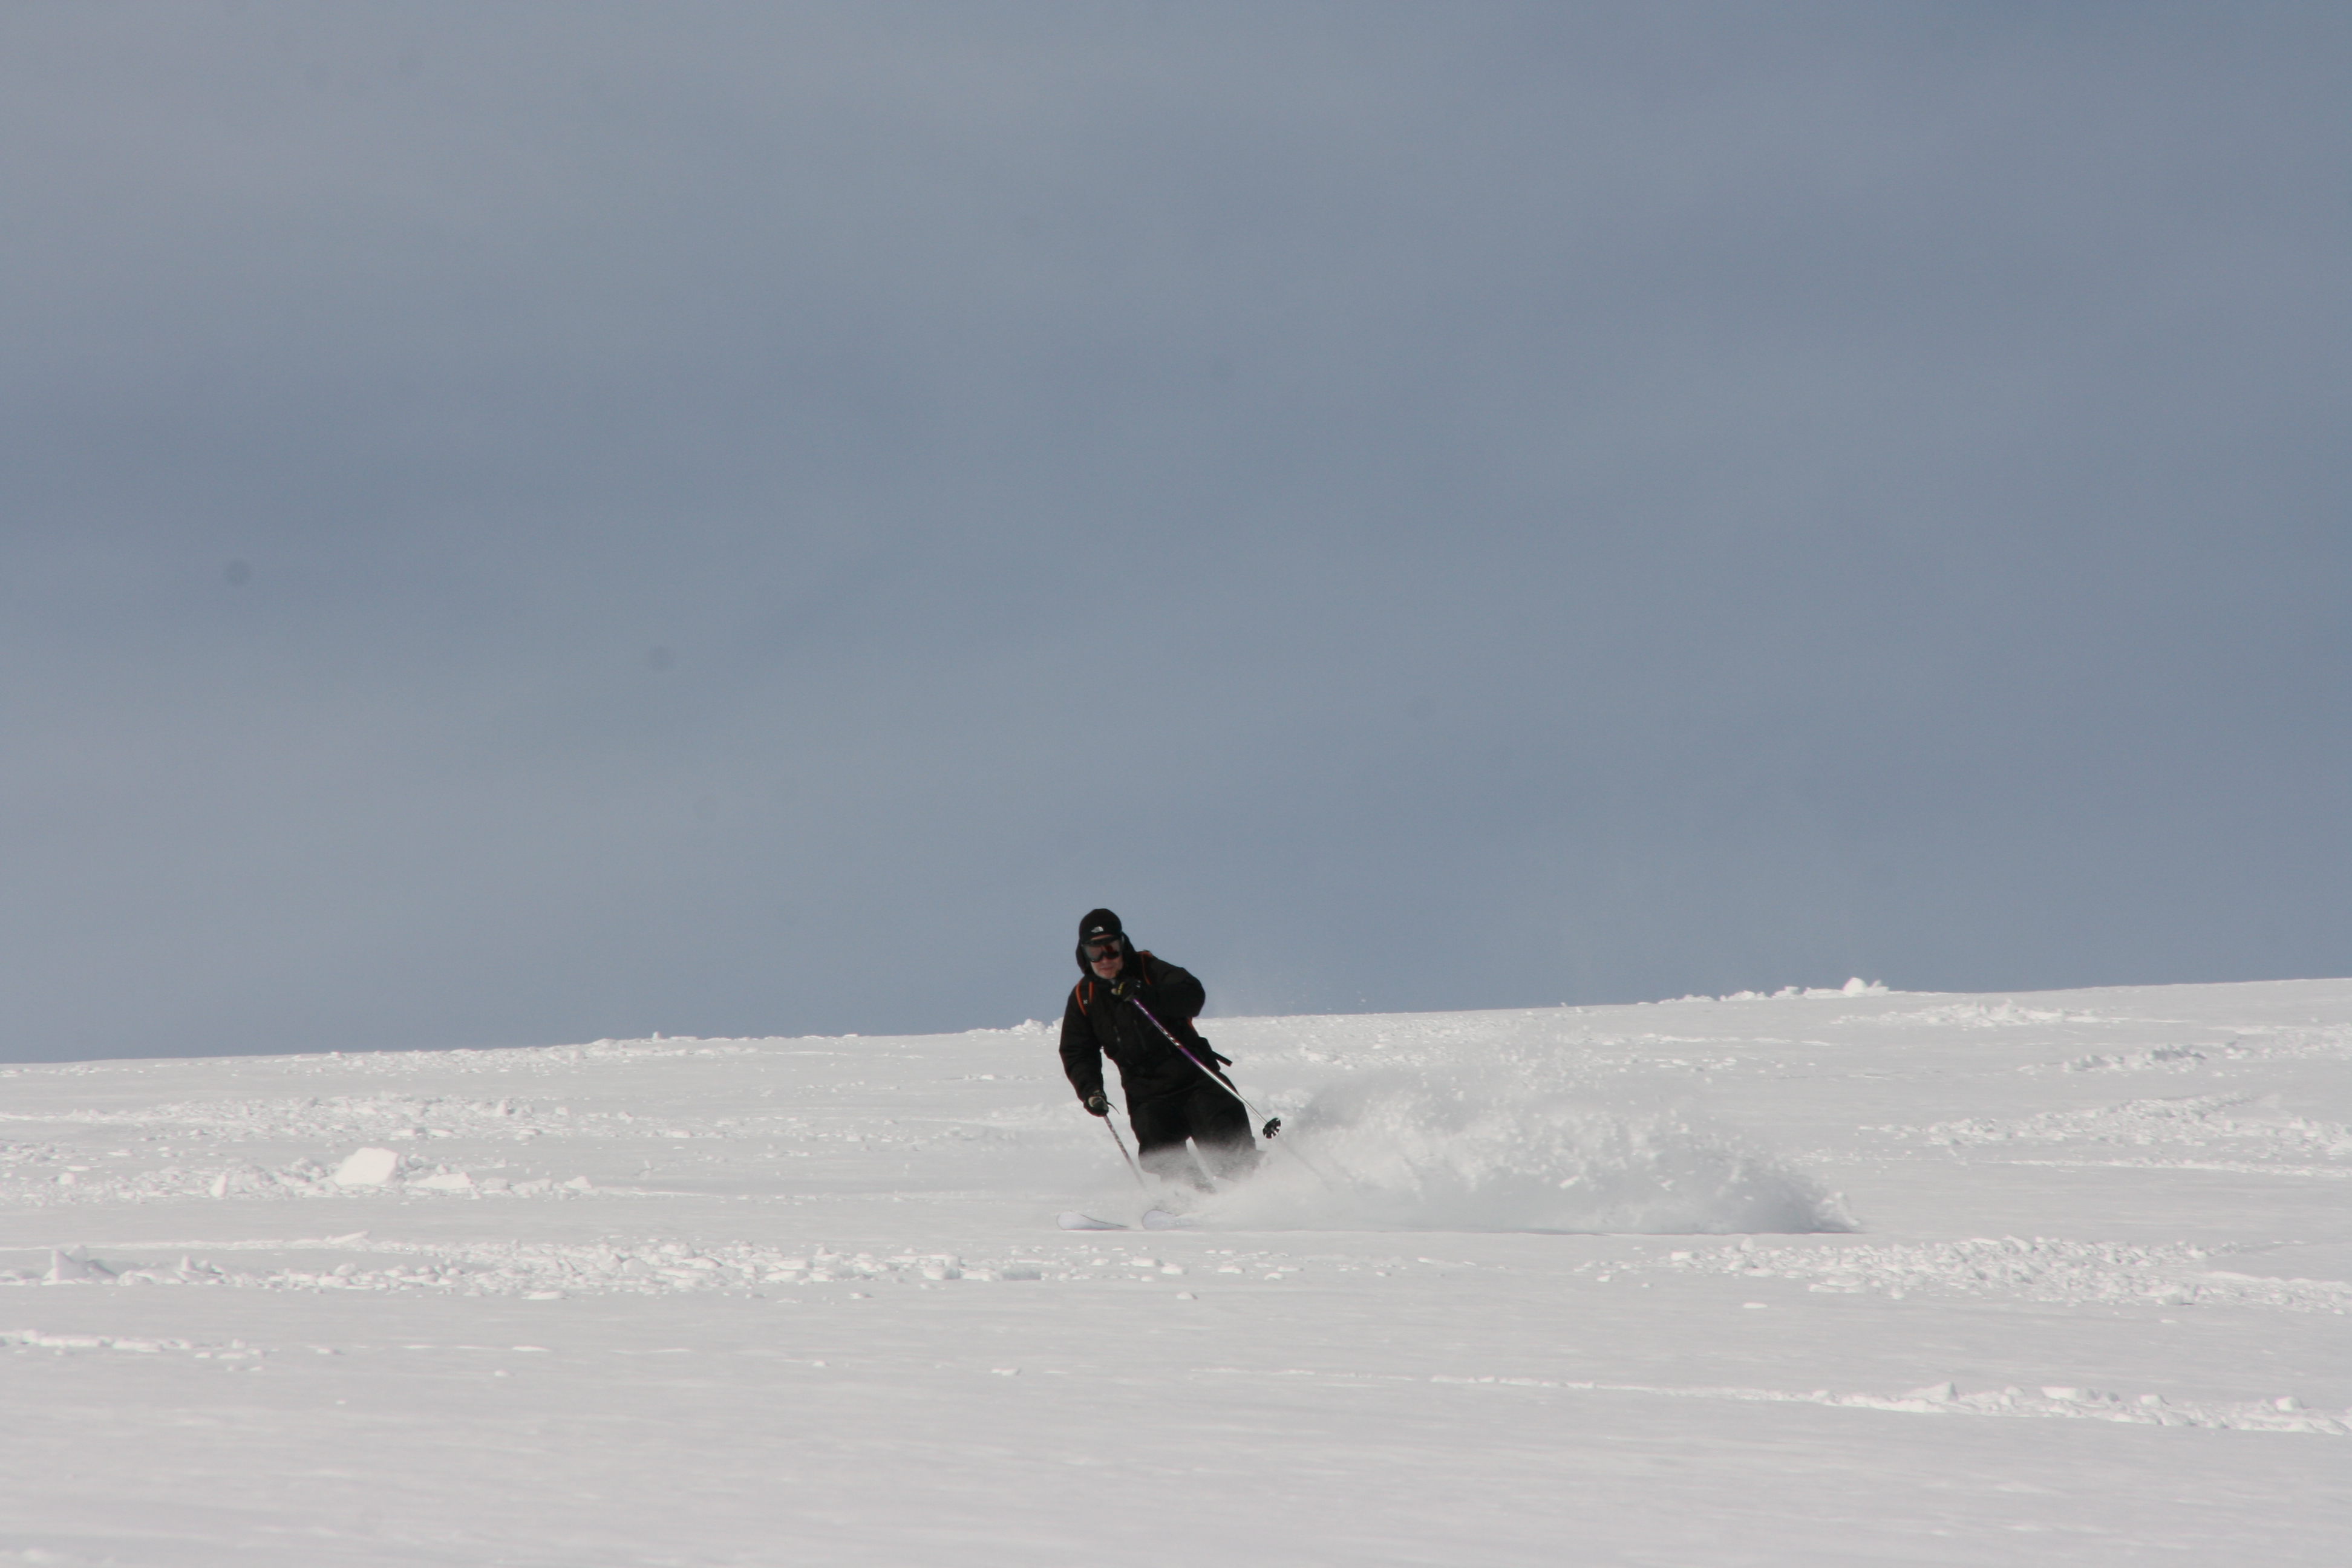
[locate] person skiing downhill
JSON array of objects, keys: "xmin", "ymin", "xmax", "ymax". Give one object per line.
[{"xmin": 1059, "ymin": 909, "xmax": 1260, "ymax": 1190}]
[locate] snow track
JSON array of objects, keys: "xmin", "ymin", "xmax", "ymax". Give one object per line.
[
  {"xmin": 1195, "ymin": 1365, "xmax": 2350, "ymax": 1437},
  {"xmin": 1624, "ymin": 1233, "xmax": 2352, "ymax": 1313}
]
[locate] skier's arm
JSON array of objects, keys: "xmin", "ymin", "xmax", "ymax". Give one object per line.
[
  {"xmin": 1057, "ymin": 987, "xmax": 1106, "ymax": 1105},
  {"xmin": 1143, "ymin": 957, "xmax": 1207, "ymax": 1027}
]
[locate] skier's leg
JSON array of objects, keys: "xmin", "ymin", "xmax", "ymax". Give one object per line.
[
  {"xmin": 1188, "ymin": 1081, "xmax": 1261, "ymax": 1183},
  {"xmin": 1128, "ymin": 1091, "xmax": 1212, "ymax": 1191}
]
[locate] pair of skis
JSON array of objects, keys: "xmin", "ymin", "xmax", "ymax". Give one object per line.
[
  {"xmin": 1074, "ymin": 1062, "xmax": 1210, "ymax": 1230},
  {"xmin": 1065, "ymin": 1089, "xmax": 1201, "ymax": 1230},
  {"xmin": 1058, "ymin": 1209, "xmax": 1195, "ymax": 1231}
]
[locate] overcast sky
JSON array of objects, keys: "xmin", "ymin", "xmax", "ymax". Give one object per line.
[{"xmin": 4, "ymin": 2, "xmax": 2345, "ymax": 1062}]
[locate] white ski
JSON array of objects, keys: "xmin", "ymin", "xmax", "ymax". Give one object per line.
[{"xmin": 1059, "ymin": 1208, "xmax": 1203, "ymax": 1231}]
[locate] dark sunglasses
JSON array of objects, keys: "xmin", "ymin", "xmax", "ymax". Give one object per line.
[{"xmin": 1083, "ymin": 937, "xmax": 1123, "ymax": 960}]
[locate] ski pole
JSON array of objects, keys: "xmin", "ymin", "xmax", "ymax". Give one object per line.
[
  {"xmin": 1125, "ymin": 996, "xmax": 1347, "ymax": 1192},
  {"xmin": 1099, "ymin": 1104, "xmax": 1149, "ymax": 1192}
]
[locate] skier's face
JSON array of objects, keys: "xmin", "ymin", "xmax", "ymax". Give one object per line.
[{"xmin": 1086, "ymin": 938, "xmax": 1125, "ymax": 979}]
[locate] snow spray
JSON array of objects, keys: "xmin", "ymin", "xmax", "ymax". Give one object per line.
[{"xmin": 1207, "ymin": 1070, "xmax": 1854, "ymax": 1235}]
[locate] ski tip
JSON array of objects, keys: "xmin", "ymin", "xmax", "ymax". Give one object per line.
[
  {"xmin": 1058, "ymin": 1212, "xmax": 1129, "ymax": 1230},
  {"xmin": 1141, "ymin": 1209, "xmax": 1200, "ymax": 1230}
]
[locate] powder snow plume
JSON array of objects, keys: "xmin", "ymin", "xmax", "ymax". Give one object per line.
[{"xmin": 1212, "ymin": 1072, "xmax": 1853, "ymax": 1234}]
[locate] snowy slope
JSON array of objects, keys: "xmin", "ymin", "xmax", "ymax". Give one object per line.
[{"xmin": 2, "ymin": 978, "xmax": 2347, "ymax": 1565}]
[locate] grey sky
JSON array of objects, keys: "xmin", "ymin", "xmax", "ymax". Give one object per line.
[{"xmin": 4, "ymin": 3, "xmax": 2346, "ymax": 1061}]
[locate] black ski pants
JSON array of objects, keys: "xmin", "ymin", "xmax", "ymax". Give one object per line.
[{"xmin": 1128, "ymin": 1077, "xmax": 1259, "ymax": 1188}]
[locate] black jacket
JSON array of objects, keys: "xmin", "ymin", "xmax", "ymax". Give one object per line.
[{"xmin": 1059, "ymin": 951, "xmax": 1221, "ymax": 1108}]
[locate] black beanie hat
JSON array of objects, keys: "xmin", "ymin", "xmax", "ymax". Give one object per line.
[{"xmin": 1078, "ymin": 908, "xmax": 1123, "ymax": 943}]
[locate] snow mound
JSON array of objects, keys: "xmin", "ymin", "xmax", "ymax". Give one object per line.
[
  {"xmin": 1218, "ymin": 1073, "xmax": 1851, "ymax": 1235},
  {"xmin": 1714, "ymin": 978, "xmax": 1889, "ymax": 1001}
]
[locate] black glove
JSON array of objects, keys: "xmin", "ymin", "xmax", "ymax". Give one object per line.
[{"xmin": 1083, "ymin": 1093, "xmax": 1110, "ymax": 1117}]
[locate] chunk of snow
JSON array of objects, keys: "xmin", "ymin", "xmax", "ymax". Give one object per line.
[
  {"xmin": 333, "ymin": 1148, "xmax": 401, "ymax": 1186},
  {"xmin": 47, "ymin": 1247, "xmax": 116, "ymax": 1283}
]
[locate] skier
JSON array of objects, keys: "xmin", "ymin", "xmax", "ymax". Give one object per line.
[{"xmin": 1059, "ymin": 908, "xmax": 1260, "ymax": 1191}]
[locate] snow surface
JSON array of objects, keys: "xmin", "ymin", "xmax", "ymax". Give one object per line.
[{"xmin": 2, "ymin": 978, "xmax": 2347, "ymax": 1564}]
